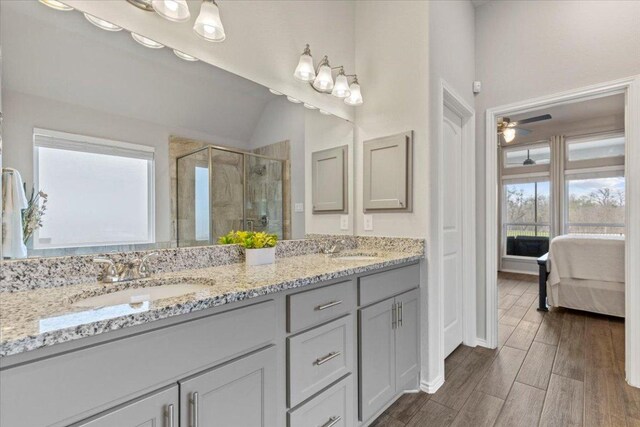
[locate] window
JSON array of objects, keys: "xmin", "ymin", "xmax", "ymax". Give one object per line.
[
  {"xmin": 567, "ymin": 134, "xmax": 624, "ymax": 162},
  {"xmin": 503, "ymin": 180, "xmax": 550, "ymax": 257},
  {"xmin": 194, "ymin": 166, "xmax": 210, "ymax": 241},
  {"xmin": 34, "ymin": 129, "xmax": 154, "ymax": 249},
  {"xmin": 565, "ymin": 174, "xmax": 625, "ymax": 235},
  {"xmin": 504, "ymin": 145, "xmax": 551, "ymax": 168}
]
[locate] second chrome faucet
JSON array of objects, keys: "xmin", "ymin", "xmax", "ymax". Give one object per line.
[{"xmin": 93, "ymin": 252, "xmax": 159, "ymax": 284}]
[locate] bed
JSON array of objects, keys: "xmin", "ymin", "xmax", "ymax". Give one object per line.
[{"xmin": 537, "ymin": 235, "xmax": 625, "ymax": 317}]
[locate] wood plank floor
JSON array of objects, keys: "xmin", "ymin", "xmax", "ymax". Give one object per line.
[{"xmin": 371, "ymin": 272, "xmax": 639, "ymax": 427}]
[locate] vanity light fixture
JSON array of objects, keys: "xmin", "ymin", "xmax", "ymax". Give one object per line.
[
  {"xmin": 84, "ymin": 13, "xmax": 123, "ymax": 32},
  {"xmin": 294, "ymin": 44, "xmax": 363, "ymax": 105},
  {"xmin": 287, "ymin": 96, "xmax": 302, "ymax": 104},
  {"xmin": 131, "ymin": 33, "xmax": 165, "ymax": 49},
  {"xmin": 173, "ymin": 49, "xmax": 199, "ymax": 61},
  {"xmin": 39, "ymin": 0, "xmax": 73, "ymax": 11},
  {"xmin": 151, "ymin": 0, "xmax": 191, "ymax": 22},
  {"xmin": 269, "ymin": 89, "xmax": 284, "ymax": 96},
  {"xmin": 193, "ymin": 0, "xmax": 226, "ymax": 42}
]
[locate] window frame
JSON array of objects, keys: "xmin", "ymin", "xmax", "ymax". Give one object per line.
[
  {"xmin": 565, "ymin": 130, "xmax": 625, "ymax": 171},
  {"xmin": 501, "ymin": 140, "xmax": 551, "ymax": 176},
  {"xmin": 33, "ymin": 128, "xmax": 156, "ymax": 249}
]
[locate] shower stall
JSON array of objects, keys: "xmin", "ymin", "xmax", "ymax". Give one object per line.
[{"xmin": 176, "ymin": 146, "xmax": 285, "ymax": 247}]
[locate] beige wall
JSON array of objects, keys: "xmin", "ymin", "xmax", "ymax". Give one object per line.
[{"xmin": 474, "ymin": 0, "xmax": 640, "ymax": 340}]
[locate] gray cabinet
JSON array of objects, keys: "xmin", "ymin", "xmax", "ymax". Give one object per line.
[
  {"xmin": 73, "ymin": 386, "xmax": 178, "ymax": 427},
  {"xmin": 363, "ymin": 132, "xmax": 413, "ymax": 212},
  {"xmin": 180, "ymin": 346, "xmax": 277, "ymax": 427},
  {"xmin": 359, "ymin": 289, "xmax": 419, "ymax": 423},
  {"xmin": 312, "ymin": 145, "xmax": 348, "ymax": 213}
]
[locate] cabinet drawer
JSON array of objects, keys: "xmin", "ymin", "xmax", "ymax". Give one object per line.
[
  {"xmin": 287, "ymin": 280, "xmax": 355, "ymax": 333},
  {"xmin": 289, "ymin": 375, "xmax": 353, "ymax": 427},
  {"xmin": 288, "ymin": 315, "xmax": 354, "ymax": 407},
  {"xmin": 359, "ymin": 263, "xmax": 419, "ymax": 306}
]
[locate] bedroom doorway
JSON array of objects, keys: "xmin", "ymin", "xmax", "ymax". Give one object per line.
[{"xmin": 484, "ymin": 76, "xmax": 640, "ymax": 388}]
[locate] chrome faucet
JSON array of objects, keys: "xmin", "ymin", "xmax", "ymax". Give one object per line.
[
  {"xmin": 93, "ymin": 252, "xmax": 159, "ymax": 284},
  {"xmin": 324, "ymin": 239, "xmax": 347, "ymax": 255}
]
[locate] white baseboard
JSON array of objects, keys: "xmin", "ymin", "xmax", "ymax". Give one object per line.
[
  {"xmin": 475, "ymin": 338, "xmax": 490, "ymax": 348},
  {"xmin": 499, "ymin": 268, "xmax": 537, "ymax": 276},
  {"xmin": 420, "ymin": 375, "xmax": 444, "ymax": 394}
]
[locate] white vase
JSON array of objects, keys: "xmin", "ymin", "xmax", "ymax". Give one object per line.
[{"xmin": 245, "ymin": 247, "xmax": 276, "ymax": 266}]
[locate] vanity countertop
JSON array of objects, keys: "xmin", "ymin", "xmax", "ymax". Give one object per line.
[{"xmin": 0, "ymin": 250, "xmax": 423, "ymax": 358}]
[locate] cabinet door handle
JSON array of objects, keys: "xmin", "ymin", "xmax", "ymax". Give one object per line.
[
  {"xmin": 315, "ymin": 300, "xmax": 343, "ymax": 311},
  {"xmin": 321, "ymin": 415, "xmax": 342, "ymax": 427},
  {"xmin": 398, "ymin": 302, "xmax": 403, "ymax": 327},
  {"xmin": 392, "ymin": 302, "xmax": 397, "ymax": 329},
  {"xmin": 315, "ymin": 351, "xmax": 341, "ymax": 366},
  {"xmin": 166, "ymin": 404, "xmax": 175, "ymax": 427},
  {"xmin": 191, "ymin": 392, "xmax": 199, "ymax": 427}
]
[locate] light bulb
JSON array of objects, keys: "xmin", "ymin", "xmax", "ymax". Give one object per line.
[
  {"xmin": 39, "ymin": 0, "xmax": 73, "ymax": 11},
  {"xmin": 344, "ymin": 81, "xmax": 363, "ymax": 106},
  {"xmin": 174, "ymin": 50, "xmax": 199, "ymax": 61},
  {"xmin": 84, "ymin": 13, "xmax": 123, "ymax": 32},
  {"xmin": 331, "ymin": 70, "xmax": 351, "ymax": 98},
  {"xmin": 294, "ymin": 45, "xmax": 316, "ymax": 82},
  {"xmin": 503, "ymin": 128, "xmax": 516, "ymax": 143},
  {"xmin": 193, "ymin": 0, "xmax": 226, "ymax": 42},
  {"xmin": 312, "ymin": 59, "xmax": 334, "ymax": 92},
  {"xmin": 151, "ymin": 0, "xmax": 190, "ymax": 22},
  {"xmin": 131, "ymin": 33, "xmax": 165, "ymax": 49}
]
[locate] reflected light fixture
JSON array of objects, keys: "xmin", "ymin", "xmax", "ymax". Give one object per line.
[
  {"xmin": 303, "ymin": 103, "xmax": 318, "ymax": 110},
  {"xmin": 193, "ymin": 0, "xmax": 226, "ymax": 42},
  {"xmin": 294, "ymin": 45, "xmax": 316, "ymax": 82},
  {"xmin": 173, "ymin": 49, "xmax": 199, "ymax": 61},
  {"xmin": 39, "ymin": 0, "xmax": 74, "ymax": 11},
  {"xmin": 344, "ymin": 77, "xmax": 363, "ymax": 106},
  {"xmin": 503, "ymin": 127, "xmax": 516, "ymax": 143},
  {"xmin": 331, "ymin": 68, "xmax": 351, "ymax": 98},
  {"xmin": 84, "ymin": 13, "xmax": 123, "ymax": 31},
  {"xmin": 126, "ymin": 0, "xmax": 154, "ymax": 11},
  {"xmin": 152, "ymin": 0, "xmax": 191, "ymax": 22},
  {"xmin": 269, "ymin": 89, "xmax": 284, "ymax": 96},
  {"xmin": 294, "ymin": 44, "xmax": 362, "ymax": 105},
  {"xmin": 131, "ymin": 33, "xmax": 165, "ymax": 49},
  {"xmin": 287, "ymin": 96, "xmax": 302, "ymax": 104},
  {"xmin": 319, "ymin": 110, "xmax": 331, "ymax": 116}
]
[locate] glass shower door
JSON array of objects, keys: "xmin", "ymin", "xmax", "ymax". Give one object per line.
[
  {"xmin": 245, "ymin": 155, "xmax": 284, "ymax": 240},
  {"xmin": 210, "ymin": 148, "xmax": 245, "ymax": 241}
]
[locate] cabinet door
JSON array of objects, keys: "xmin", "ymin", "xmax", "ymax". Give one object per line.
[
  {"xmin": 359, "ymin": 298, "xmax": 396, "ymax": 422},
  {"xmin": 395, "ymin": 289, "xmax": 420, "ymax": 389},
  {"xmin": 73, "ymin": 385, "xmax": 178, "ymax": 427},
  {"xmin": 363, "ymin": 132, "xmax": 412, "ymax": 211},
  {"xmin": 312, "ymin": 145, "xmax": 347, "ymax": 212},
  {"xmin": 180, "ymin": 346, "xmax": 277, "ymax": 427}
]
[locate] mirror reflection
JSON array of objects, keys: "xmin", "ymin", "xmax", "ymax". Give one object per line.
[{"xmin": 0, "ymin": 1, "xmax": 354, "ymax": 259}]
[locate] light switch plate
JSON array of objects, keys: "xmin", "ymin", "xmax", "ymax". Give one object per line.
[
  {"xmin": 294, "ymin": 203, "xmax": 304, "ymax": 213},
  {"xmin": 340, "ymin": 215, "xmax": 349, "ymax": 230},
  {"xmin": 363, "ymin": 215, "xmax": 373, "ymax": 231}
]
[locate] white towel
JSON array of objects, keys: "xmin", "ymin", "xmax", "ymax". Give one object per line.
[{"xmin": 2, "ymin": 168, "xmax": 29, "ymax": 258}]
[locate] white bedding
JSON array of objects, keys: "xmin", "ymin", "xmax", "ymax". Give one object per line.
[{"xmin": 546, "ymin": 234, "xmax": 625, "ymax": 317}]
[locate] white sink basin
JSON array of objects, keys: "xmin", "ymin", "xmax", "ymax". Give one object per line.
[
  {"xmin": 332, "ymin": 255, "xmax": 380, "ymax": 261},
  {"xmin": 72, "ymin": 284, "xmax": 210, "ymax": 308}
]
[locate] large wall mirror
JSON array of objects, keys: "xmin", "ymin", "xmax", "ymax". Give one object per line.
[{"xmin": 0, "ymin": 1, "xmax": 354, "ymax": 259}]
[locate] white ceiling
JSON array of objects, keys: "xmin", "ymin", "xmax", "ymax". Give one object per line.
[{"xmin": 502, "ymin": 93, "xmax": 625, "ymax": 144}]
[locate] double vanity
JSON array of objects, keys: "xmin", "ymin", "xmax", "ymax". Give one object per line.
[{"xmin": 0, "ymin": 237, "xmax": 424, "ymax": 427}]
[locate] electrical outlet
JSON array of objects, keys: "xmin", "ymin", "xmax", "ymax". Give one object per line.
[
  {"xmin": 340, "ymin": 215, "xmax": 349, "ymax": 230},
  {"xmin": 294, "ymin": 203, "xmax": 304, "ymax": 213},
  {"xmin": 363, "ymin": 214, "xmax": 373, "ymax": 231}
]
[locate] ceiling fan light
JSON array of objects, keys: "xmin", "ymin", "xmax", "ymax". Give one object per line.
[
  {"xmin": 294, "ymin": 45, "xmax": 316, "ymax": 82},
  {"xmin": 131, "ymin": 32, "xmax": 165, "ymax": 49},
  {"xmin": 503, "ymin": 127, "xmax": 516, "ymax": 143},
  {"xmin": 173, "ymin": 49, "xmax": 199, "ymax": 61},
  {"xmin": 84, "ymin": 13, "xmax": 123, "ymax": 31},
  {"xmin": 331, "ymin": 70, "xmax": 351, "ymax": 98},
  {"xmin": 313, "ymin": 61, "xmax": 334, "ymax": 92},
  {"xmin": 193, "ymin": 0, "xmax": 226, "ymax": 42},
  {"xmin": 152, "ymin": 0, "xmax": 191, "ymax": 22},
  {"xmin": 344, "ymin": 81, "xmax": 363, "ymax": 106},
  {"xmin": 39, "ymin": 0, "xmax": 74, "ymax": 11}
]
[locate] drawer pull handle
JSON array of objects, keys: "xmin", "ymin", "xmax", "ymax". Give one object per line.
[
  {"xmin": 315, "ymin": 351, "xmax": 341, "ymax": 366},
  {"xmin": 316, "ymin": 300, "xmax": 343, "ymax": 311},
  {"xmin": 191, "ymin": 392, "xmax": 199, "ymax": 427},
  {"xmin": 321, "ymin": 415, "xmax": 342, "ymax": 427},
  {"xmin": 398, "ymin": 302, "xmax": 403, "ymax": 327},
  {"xmin": 166, "ymin": 404, "xmax": 175, "ymax": 427},
  {"xmin": 392, "ymin": 303, "xmax": 397, "ymax": 329}
]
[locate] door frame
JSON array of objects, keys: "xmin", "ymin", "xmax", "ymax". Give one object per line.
[{"xmin": 484, "ymin": 75, "xmax": 640, "ymax": 388}]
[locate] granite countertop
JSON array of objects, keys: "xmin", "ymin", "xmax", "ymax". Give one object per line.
[{"xmin": 0, "ymin": 250, "xmax": 422, "ymax": 358}]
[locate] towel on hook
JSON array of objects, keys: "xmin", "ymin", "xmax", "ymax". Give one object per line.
[{"xmin": 2, "ymin": 168, "xmax": 29, "ymax": 258}]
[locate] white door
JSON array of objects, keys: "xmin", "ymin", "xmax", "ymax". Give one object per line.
[{"xmin": 442, "ymin": 106, "xmax": 464, "ymax": 357}]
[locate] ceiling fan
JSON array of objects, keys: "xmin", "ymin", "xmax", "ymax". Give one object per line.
[{"xmin": 497, "ymin": 114, "xmax": 552, "ymax": 143}]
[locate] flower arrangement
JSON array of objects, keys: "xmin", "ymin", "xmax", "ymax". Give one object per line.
[
  {"xmin": 218, "ymin": 230, "xmax": 277, "ymax": 249},
  {"xmin": 22, "ymin": 187, "xmax": 48, "ymax": 245}
]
